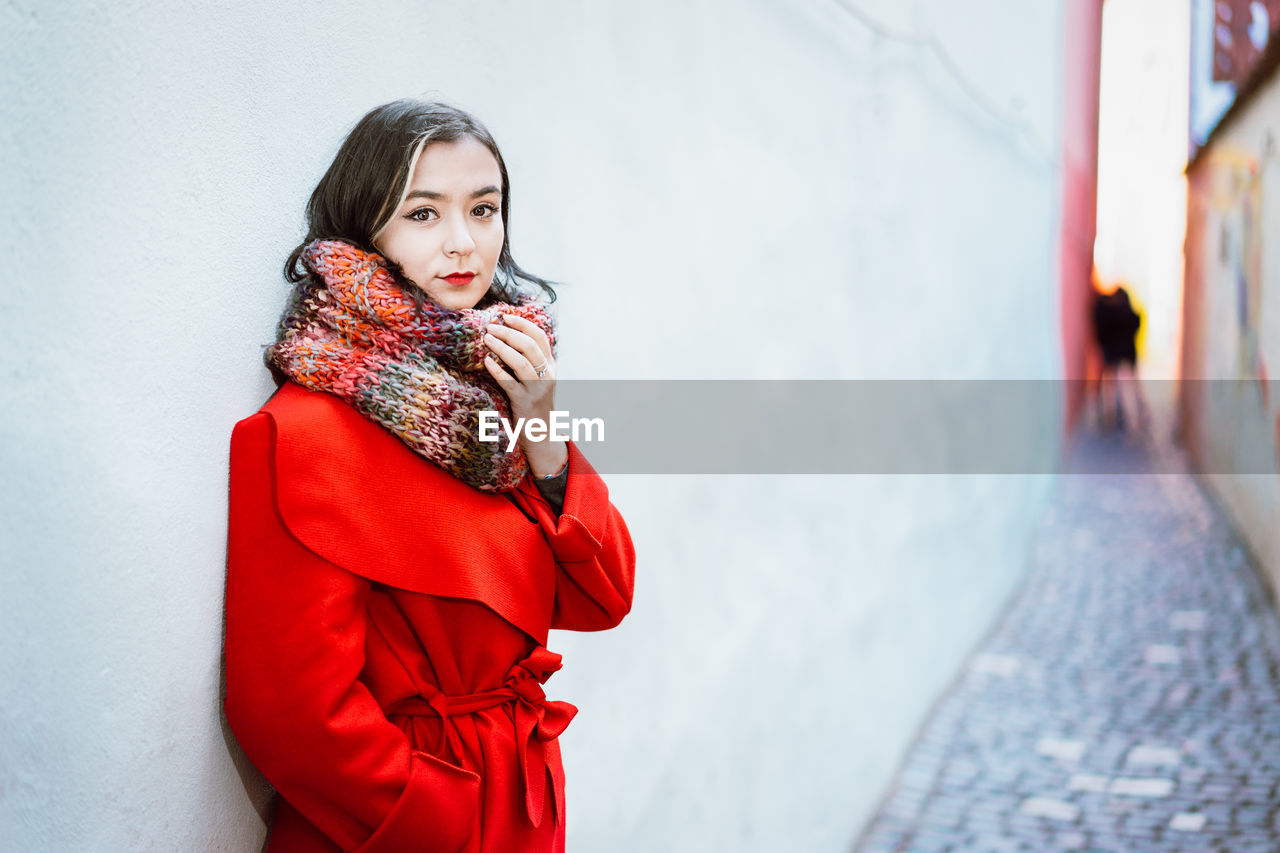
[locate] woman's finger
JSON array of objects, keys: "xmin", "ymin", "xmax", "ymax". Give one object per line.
[
  {"xmin": 484, "ymin": 331, "xmax": 537, "ymax": 383},
  {"xmin": 486, "ymin": 321, "xmax": 546, "ymax": 365},
  {"xmin": 500, "ymin": 314, "xmax": 551, "ymax": 361},
  {"xmin": 483, "ymin": 353, "xmax": 523, "ymax": 393},
  {"xmin": 485, "ymin": 327, "xmax": 550, "ymax": 383},
  {"xmin": 495, "ymin": 318, "xmax": 554, "ymax": 378}
]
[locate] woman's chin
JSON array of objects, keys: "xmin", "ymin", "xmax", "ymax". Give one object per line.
[{"xmin": 426, "ymin": 291, "xmax": 487, "ymax": 311}]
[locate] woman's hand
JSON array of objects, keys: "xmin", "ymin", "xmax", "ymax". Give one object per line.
[{"xmin": 483, "ymin": 314, "xmax": 568, "ymax": 478}]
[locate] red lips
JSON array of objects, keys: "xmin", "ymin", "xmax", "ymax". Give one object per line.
[{"xmin": 442, "ymin": 273, "xmax": 476, "ymax": 287}]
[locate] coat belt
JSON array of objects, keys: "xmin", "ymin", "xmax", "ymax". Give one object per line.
[{"xmin": 386, "ymin": 646, "xmax": 578, "ymax": 828}]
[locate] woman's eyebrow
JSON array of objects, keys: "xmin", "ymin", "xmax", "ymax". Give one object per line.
[{"xmin": 404, "ymin": 185, "xmax": 502, "ymax": 202}]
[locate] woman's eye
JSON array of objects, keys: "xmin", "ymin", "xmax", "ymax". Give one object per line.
[
  {"xmin": 473, "ymin": 203, "xmax": 499, "ymax": 218},
  {"xmin": 408, "ymin": 208, "xmax": 437, "ymax": 222}
]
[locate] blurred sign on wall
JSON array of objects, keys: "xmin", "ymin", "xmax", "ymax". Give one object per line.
[{"xmin": 1191, "ymin": 0, "xmax": 1280, "ymax": 153}]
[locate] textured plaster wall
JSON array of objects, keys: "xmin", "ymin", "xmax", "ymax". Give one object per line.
[{"xmin": 1, "ymin": 1, "xmax": 1064, "ymax": 850}]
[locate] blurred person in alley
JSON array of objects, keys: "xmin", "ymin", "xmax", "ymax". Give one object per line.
[{"xmin": 1091, "ymin": 267, "xmax": 1151, "ymax": 433}]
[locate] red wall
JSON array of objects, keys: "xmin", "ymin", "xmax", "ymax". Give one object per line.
[{"xmin": 1058, "ymin": 0, "xmax": 1106, "ymax": 433}]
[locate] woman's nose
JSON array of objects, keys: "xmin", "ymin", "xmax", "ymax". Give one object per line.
[{"xmin": 443, "ymin": 214, "xmax": 477, "ymax": 256}]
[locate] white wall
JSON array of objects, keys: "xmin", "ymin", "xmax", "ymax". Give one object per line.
[{"xmin": 0, "ymin": 1, "xmax": 1064, "ymax": 850}]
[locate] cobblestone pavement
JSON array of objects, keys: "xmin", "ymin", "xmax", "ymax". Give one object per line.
[{"xmin": 855, "ymin": 405, "xmax": 1280, "ymax": 852}]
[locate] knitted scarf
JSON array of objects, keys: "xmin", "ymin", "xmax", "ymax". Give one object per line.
[{"xmin": 265, "ymin": 239, "xmax": 557, "ymax": 493}]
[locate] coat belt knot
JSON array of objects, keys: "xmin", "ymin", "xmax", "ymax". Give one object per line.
[{"xmin": 388, "ymin": 645, "xmax": 578, "ymax": 828}]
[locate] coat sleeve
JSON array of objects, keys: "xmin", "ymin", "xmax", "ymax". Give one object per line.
[
  {"xmin": 521, "ymin": 440, "xmax": 636, "ymax": 631},
  {"xmin": 223, "ymin": 412, "xmax": 481, "ymax": 853}
]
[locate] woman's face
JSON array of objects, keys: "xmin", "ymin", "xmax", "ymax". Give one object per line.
[{"xmin": 373, "ymin": 137, "xmax": 505, "ymax": 311}]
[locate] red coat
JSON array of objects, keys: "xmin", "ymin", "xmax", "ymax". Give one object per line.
[{"xmin": 224, "ymin": 381, "xmax": 636, "ymax": 852}]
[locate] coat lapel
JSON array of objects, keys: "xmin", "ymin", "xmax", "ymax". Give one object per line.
[{"xmin": 260, "ymin": 381, "xmax": 556, "ymax": 644}]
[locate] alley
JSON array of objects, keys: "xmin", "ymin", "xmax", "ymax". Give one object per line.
[{"xmin": 856, "ymin": 404, "xmax": 1280, "ymax": 852}]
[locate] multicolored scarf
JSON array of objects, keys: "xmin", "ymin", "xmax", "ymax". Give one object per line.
[{"xmin": 265, "ymin": 239, "xmax": 557, "ymax": 493}]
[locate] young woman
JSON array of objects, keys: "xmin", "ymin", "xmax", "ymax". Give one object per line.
[{"xmin": 224, "ymin": 98, "xmax": 636, "ymax": 853}]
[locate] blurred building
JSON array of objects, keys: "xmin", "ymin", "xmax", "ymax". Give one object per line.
[{"xmin": 1181, "ymin": 3, "xmax": 1280, "ymax": 591}]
